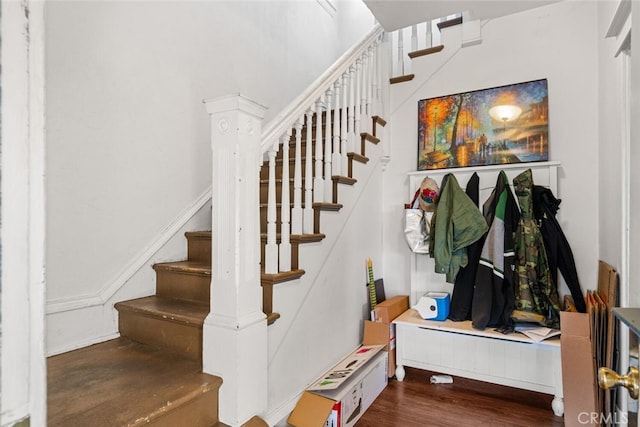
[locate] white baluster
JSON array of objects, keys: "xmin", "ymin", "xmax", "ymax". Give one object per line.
[
  {"xmin": 324, "ymin": 87, "xmax": 333, "ymax": 202},
  {"xmin": 264, "ymin": 141, "xmax": 279, "ymax": 274},
  {"xmin": 411, "ymin": 24, "xmax": 418, "ymax": 53},
  {"xmin": 291, "ymin": 118, "xmax": 304, "ymax": 235},
  {"xmin": 332, "ymin": 79, "xmax": 342, "ymax": 175},
  {"xmin": 354, "ymin": 59, "xmax": 362, "ymax": 147},
  {"xmin": 362, "ymin": 50, "xmax": 371, "ymax": 134},
  {"xmin": 370, "ymin": 41, "xmax": 377, "ymax": 113},
  {"xmin": 279, "ymin": 131, "xmax": 292, "ymax": 272},
  {"xmin": 303, "ymin": 109, "xmax": 314, "ymax": 234},
  {"xmin": 376, "ymin": 35, "xmax": 384, "ymax": 115},
  {"xmin": 314, "ymin": 96, "xmax": 324, "ymax": 203},
  {"xmin": 396, "ymin": 29, "xmax": 404, "ymax": 76},
  {"xmin": 425, "ymin": 20, "xmax": 433, "ymax": 49},
  {"xmin": 433, "ymin": 18, "xmax": 442, "ymax": 46},
  {"xmin": 340, "ymin": 72, "xmax": 349, "ymax": 176},
  {"xmin": 347, "ymin": 65, "xmax": 356, "ymax": 154},
  {"xmin": 371, "ymin": 41, "xmax": 378, "ymax": 117}
]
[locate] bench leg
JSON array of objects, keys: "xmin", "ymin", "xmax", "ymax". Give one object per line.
[
  {"xmin": 552, "ymin": 395, "xmax": 564, "ymax": 417},
  {"xmin": 395, "ymin": 364, "xmax": 406, "ymax": 381}
]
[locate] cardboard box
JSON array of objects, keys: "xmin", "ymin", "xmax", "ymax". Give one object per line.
[
  {"xmin": 560, "ymin": 311, "xmax": 598, "ymax": 426},
  {"xmin": 288, "ymin": 322, "xmax": 389, "ymax": 427},
  {"xmin": 372, "ymin": 295, "xmax": 409, "ymax": 378}
]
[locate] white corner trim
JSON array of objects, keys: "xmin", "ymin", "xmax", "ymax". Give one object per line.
[{"xmin": 46, "ymin": 187, "xmax": 212, "ymax": 314}]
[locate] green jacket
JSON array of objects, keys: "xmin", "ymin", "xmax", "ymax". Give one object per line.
[{"xmin": 431, "ymin": 174, "xmax": 488, "ymax": 283}]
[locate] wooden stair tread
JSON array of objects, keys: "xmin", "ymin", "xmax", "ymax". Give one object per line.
[
  {"xmin": 361, "ymin": 132, "xmax": 380, "ymax": 144},
  {"xmin": 185, "ymin": 230, "xmax": 212, "ymax": 239},
  {"xmin": 313, "ymin": 202, "xmax": 343, "ymax": 211},
  {"xmin": 47, "ymin": 337, "xmax": 222, "ymax": 427},
  {"xmin": 261, "ymin": 233, "xmax": 326, "ymax": 243},
  {"xmin": 153, "ymin": 261, "xmax": 212, "ymax": 275},
  {"xmin": 291, "ymin": 233, "xmax": 326, "ymax": 243},
  {"xmin": 390, "ymin": 74, "xmax": 415, "ymax": 84},
  {"xmin": 348, "ymin": 152, "xmax": 369, "ymax": 164},
  {"xmin": 332, "ymin": 175, "xmax": 357, "ymax": 185},
  {"xmin": 266, "ymin": 312, "xmax": 281, "ymax": 325},
  {"xmin": 115, "ymin": 296, "xmax": 209, "ymax": 325},
  {"xmin": 437, "ymin": 16, "xmax": 463, "ymax": 30},
  {"xmin": 408, "ymin": 45, "xmax": 444, "ymax": 59},
  {"xmin": 373, "ymin": 115, "xmax": 387, "ymax": 127},
  {"xmin": 261, "ymin": 269, "xmax": 305, "ymax": 285}
]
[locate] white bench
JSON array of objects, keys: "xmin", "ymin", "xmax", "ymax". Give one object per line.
[{"xmin": 393, "ymin": 309, "xmax": 563, "ymax": 416}]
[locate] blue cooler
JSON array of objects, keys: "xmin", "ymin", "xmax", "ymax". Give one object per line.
[{"xmin": 413, "ymin": 292, "xmax": 450, "ymax": 321}]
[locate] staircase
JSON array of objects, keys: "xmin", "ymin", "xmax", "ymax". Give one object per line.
[
  {"xmin": 46, "ymin": 108, "xmax": 386, "ymax": 426},
  {"xmin": 47, "ymin": 231, "xmax": 226, "ymax": 427},
  {"xmin": 48, "ymin": 25, "xmax": 389, "ymax": 426}
]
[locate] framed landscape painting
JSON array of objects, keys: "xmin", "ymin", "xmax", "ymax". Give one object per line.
[{"xmin": 417, "ymin": 79, "xmax": 549, "ymax": 170}]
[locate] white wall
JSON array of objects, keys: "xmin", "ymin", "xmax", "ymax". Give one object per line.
[
  {"xmin": 45, "ymin": 0, "xmax": 375, "ymax": 354},
  {"xmin": 267, "ymin": 142, "xmax": 385, "ymax": 425},
  {"xmin": 382, "ymin": 1, "xmax": 601, "ymax": 300}
]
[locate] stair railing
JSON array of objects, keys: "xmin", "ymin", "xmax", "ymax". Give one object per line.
[
  {"xmin": 389, "ymin": 14, "xmax": 461, "ymax": 78},
  {"xmin": 261, "ymin": 25, "xmax": 385, "ymax": 274}
]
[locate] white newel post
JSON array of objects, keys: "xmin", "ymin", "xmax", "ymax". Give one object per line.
[{"xmin": 203, "ymin": 94, "xmax": 268, "ymax": 426}]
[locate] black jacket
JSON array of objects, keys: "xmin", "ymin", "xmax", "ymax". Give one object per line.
[
  {"xmin": 472, "ymin": 171, "xmax": 520, "ymax": 331},
  {"xmin": 448, "ymin": 173, "xmax": 485, "ymax": 321},
  {"xmin": 532, "ymin": 185, "xmax": 586, "ymax": 313}
]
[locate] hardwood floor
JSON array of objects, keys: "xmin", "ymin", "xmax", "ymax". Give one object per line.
[{"xmin": 356, "ymin": 367, "xmax": 564, "ymax": 427}]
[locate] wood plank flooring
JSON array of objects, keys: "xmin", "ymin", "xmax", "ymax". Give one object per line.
[
  {"xmin": 47, "ymin": 338, "xmax": 222, "ymax": 427},
  {"xmin": 355, "ymin": 367, "xmax": 564, "ymax": 427}
]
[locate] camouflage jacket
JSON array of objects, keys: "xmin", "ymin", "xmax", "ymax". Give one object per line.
[{"xmin": 512, "ymin": 169, "xmax": 561, "ymax": 329}]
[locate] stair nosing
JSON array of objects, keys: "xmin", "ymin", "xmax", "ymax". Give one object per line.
[
  {"xmin": 360, "ymin": 132, "xmax": 380, "ymax": 144},
  {"xmin": 348, "ymin": 152, "xmax": 369, "ymax": 163},
  {"xmin": 312, "ymin": 202, "xmax": 343, "ymax": 211},
  {"xmin": 153, "ymin": 261, "xmax": 212, "ymax": 276},
  {"xmin": 437, "ymin": 16, "xmax": 463, "ymax": 30},
  {"xmin": 260, "ymin": 233, "xmax": 326, "ymax": 243},
  {"xmin": 373, "ymin": 115, "xmax": 387, "ymax": 127},
  {"xmin": 408, "ymin": 44, "xmax": 444, "ymax": 59},
  {"xmin": 184, "ymin": 231, "xmax": 211, "ymax": 238},
  {"xmin": 390, "ymin": 74, "xmax": 415, "ymax": 84},
  {"xmin": 332, "ymin": 175, "xmax": 357, "ymax": 185},
  {"xmin": 115, "ymin": 296, "xmax": 208, "ymax": 326},
  {"xmin": 261, "ymin": 269, "xmax": 305, "ymax": 285}
]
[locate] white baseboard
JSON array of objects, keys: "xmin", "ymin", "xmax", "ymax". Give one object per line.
[
  {"xmin": 47, "ymin": 332, "xmax": 120, "ymax": 357},
  {"xmin": 265, "ymin": 391, "xmax": 302, "ymax": 427}
]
